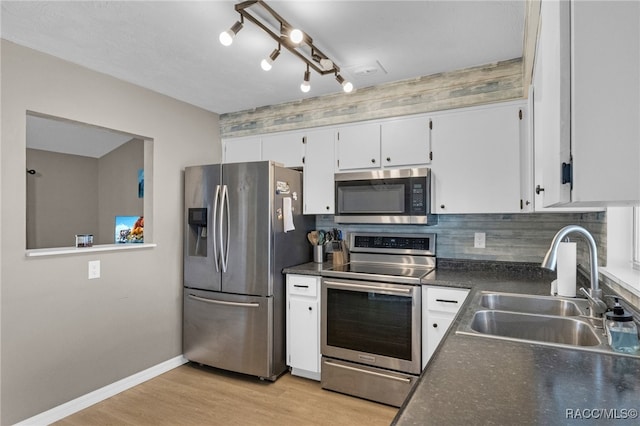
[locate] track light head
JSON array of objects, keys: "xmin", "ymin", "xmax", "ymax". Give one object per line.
[
  {"xmin": 219, "ymin": 21, "xmax": 243, "ymax": 46},
  {"xmin": 289, "ymin": 28, "xmax": 304, "ymax": 44},
  {"xmin": 260, "ymin": 48, "xmax": 281, "ymax": 71},
  {"xmin": 336, "ymin": 74, "xmax": 354, "ymax": 93},
  {"xmin": 300, "ymin": 68, "xmax": 311, "ymax": 93}
]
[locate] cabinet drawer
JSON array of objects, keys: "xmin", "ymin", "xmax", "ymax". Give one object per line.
[
  {"xmin": 426, "ymin": 287, "xmax": 469, "ymax": 313},
  {"xmin": 288, "ymin": 275, "xmax": 319, "ymax": 297}
]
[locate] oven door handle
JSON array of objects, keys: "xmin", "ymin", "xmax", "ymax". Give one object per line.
[
  {"xmin": 323, "ymin": 280, "xmax": 413, "ymax": 295},
  {"xmin": 324, "ymin": 360, "xmax": 411, "ymax": 384}
]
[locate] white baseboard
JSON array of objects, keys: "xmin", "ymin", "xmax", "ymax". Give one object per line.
[{"xmin": 15, "ymin": 355, "xmax": 188, "ymax": 426}]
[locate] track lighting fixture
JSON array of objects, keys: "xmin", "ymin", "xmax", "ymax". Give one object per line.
[
  {"xmin": 261, "ymin": 47, "xmax": 281, "ymax": 71},
  {"xmin": 335, "ymin": 74, "xmax": 354, "ymax": 93},
  {"xmin": 220, "ymin": 0, "xmax": 354, "ymax": 94},
  {"xmin": 300, "ymin": 66, "xmax": 311, "ymax": 93},
  {"xmin": 219, "ymin": 20, "xmax": 243, "ymax": 47}
]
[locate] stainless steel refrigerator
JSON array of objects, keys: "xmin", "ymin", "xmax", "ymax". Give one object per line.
[{"xmin": 183, "ymin": 161, "xmax": 313, "ymax": 380}]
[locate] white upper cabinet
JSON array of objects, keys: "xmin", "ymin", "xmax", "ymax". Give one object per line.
[
  {"xmin": 223, "ymin": 136, "xmax": 262, "ymax": 164},
  {"xmin": 336, "ymin": 116, "xmax": 432, "ymax": 172},
  {"xmin": 261, "ymin": 132, "xmax": 305, "ymax": 168},
  {"xmin": 431, "ymin": 101, "xmax": 528, "ymax": 214},
  {"xmin": 303, "ymin": 128, "xmax": 336, "ymax": 215},
  {"xmin": 534, "ymin": 0, "xmax": 639, "ymax": 207},
  {"xmin": 336, "ymin": 122, "xmax": 381, "ymax": 171},
  {"xmin": 381, "ymin": 116, "xmax": 432, "ymax": 168}
]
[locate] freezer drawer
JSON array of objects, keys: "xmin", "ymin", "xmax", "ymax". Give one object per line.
[{"xmin": 183, "ymin": 288, "xmax": 280, "ymax": 380}]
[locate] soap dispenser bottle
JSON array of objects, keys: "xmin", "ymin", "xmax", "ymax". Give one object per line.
[{"xmin": 605, "ymin": 298, "xmax": 640, "ymax": 353}]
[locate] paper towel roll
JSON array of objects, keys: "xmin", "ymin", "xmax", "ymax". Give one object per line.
[{"xmin": 557, "ymin": 241, "xmax": 577, "ymax": 297}]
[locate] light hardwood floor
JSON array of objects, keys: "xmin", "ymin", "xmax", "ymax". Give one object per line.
[{"xmin": 54, "ymin": 363, "xmax": 398, "ymax": 425}]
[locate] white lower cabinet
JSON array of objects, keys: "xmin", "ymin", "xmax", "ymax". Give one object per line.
[
  {"xmin": 286, "ymin": 274, "xmax": 321, "ymax": 380},
  {"xmin": 422, "ymin": 286, "xmax": 469, "ymax": 368}
]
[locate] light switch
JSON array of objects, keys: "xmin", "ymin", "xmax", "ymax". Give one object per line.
[{"xmin": 88, "ymin": 260, "xmax": 101, "ymax": 279}]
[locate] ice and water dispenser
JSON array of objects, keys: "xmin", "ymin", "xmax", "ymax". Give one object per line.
[{"xmin": 187, "ymin": 207, "xmax": 208, "ymax": 257}]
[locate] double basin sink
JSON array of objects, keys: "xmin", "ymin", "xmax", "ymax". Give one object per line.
[{"xmin": 456, "ymin": 291, "xmax": 630, "ymax": 355}]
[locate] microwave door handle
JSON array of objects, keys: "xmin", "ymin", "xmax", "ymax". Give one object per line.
[{"xmin": 212, "ymin": 184, "xmax": 221, "ymax": 272}]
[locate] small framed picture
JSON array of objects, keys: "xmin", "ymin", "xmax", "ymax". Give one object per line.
[{"xmin": 115, "ymin": 216, "xmax": 143, "ymax": 243}]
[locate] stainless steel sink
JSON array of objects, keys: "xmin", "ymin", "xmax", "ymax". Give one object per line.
[
  {"xmin": 480, "ymin": 293, "xmax": 585, "ymax": 316},
  {"xmin": 456, "ymin": 291, "xmax": 640, "ymax": 357},
  {"xmin": 469, "ymin": 310, "xmax": 601, "ymax": 346}
]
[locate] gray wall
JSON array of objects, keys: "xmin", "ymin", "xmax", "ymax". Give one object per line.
[
  {"xmin": 26, "ymin": 149, "xmax": 99, "ymax": 248},
  {"xmin": 97, "ymin": 138, "xmax": 144, "ymax": 244},
  {"xmin": 0, "ymin": 40, "xmax": 220, "ymax": 424}
]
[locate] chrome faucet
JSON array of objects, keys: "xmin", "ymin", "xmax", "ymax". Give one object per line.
[{"xmin": 541, "ymin": 225, "xmax": 608, "ymax": 318}]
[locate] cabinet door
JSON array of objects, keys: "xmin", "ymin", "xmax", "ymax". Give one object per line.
[
  {"xmin": 261, "ymin": 132, "xmax": 305, "ymax": 168},
  {"xmin": 570, "ymin": 0, "xmax": 639, "ymax": 205},
  {"xmin": 223, "ymin": 136, "xmax": 262, "ymax": 164},
  {"xmin": 534, "ymin": 1, "xmax": 639, "ymax": 206},
  {"xmin": 431, "ymin": 103, "xmax": 524, "ymax": 214},
  {"xmin": 425, "ymin": 312, "xmax": 454, "ymax": 364},
  {"xmin": 381, "ymin": 116, "xmax": 431, "ymax": 167},
  {"xmin": 533, "ymin": 0, "xmax": 572, "ymax": 207},
  {"xmin": 336, "ymin": 123, "xmax": 381, "ymax": 170},
  {"xmin": 303, "ymin": 128, "xmax": 336, "ymax": 214},
  {"xmin": 288, "ymin": 297, "xmax": 319, "ymax": 373}
]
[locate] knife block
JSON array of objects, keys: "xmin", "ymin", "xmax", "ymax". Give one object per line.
[{"xmin": 332, "ymin": 241, "xmax": 348, "ymax": 266}]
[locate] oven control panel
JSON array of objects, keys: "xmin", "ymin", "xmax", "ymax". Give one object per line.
[{"xmin": 350, "ymin": 233, "xmax": 435, "ymax": 256}]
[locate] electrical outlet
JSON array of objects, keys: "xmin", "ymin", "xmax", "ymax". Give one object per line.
[
  {"xmin": 474, "ymin": 232, "xmax": 486, "ymax": 249},
  {"xmin": 88, "ymin": 260, "xmax": 101, "ymax": 279}
]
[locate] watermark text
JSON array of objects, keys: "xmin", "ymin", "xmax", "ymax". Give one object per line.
[{"xmin": 566, "ymin": 408, "xmax": 638, "ymax": 420}]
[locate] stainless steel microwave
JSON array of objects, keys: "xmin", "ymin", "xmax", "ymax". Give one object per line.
[{"xmin": 334, "ymin": 168, "xmax": 436, "ymax": 224}]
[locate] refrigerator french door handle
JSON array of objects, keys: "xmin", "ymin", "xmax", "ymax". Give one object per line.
[
  {"xmin": 212, "ymin": 185, "xmax": 221, "ymax": 272},
  {"xmin": 220, "ymin": 185, "xmax": 230, "ymax": 272}
]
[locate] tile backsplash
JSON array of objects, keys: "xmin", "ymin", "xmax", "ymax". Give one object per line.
[{"xmin": 316, "ymin": 211, "xmax": 606, "ymax": 267}]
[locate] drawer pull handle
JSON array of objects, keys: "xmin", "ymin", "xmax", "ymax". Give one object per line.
[
  {"xmin": 293, "ymin": 285, "xmax": 309, "ymax": 288},
  {"xmin": 432, "ymin": 323, "xmax": 438, "ymax": 328},
  {"xmin": 324, "ymin": 360, "xmax": 411, "ymax": 384},
  {"xmin": 188, "ymin": 294, "xmax": 259, "ymax": 308},
  {"xmin": 435, "ymin": 298, "xmax": 458, "ymax": 304}
]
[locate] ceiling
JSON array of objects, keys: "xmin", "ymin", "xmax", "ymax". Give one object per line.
[
  {"xmin": 26, "ymin": 114, "xmax": 136, "ymax": 158},
  {"xmin": 1, "ymin": 1, "xmax": 526, "ymax": 116}
]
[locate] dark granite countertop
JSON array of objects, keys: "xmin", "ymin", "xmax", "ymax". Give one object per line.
[
  {"xmin": 284, "ymin": 259, "xmax": 640, "ymax": 425},
  {"xmin": 395, "ymin": 262, "xmax": 640, "ymax": 426}
]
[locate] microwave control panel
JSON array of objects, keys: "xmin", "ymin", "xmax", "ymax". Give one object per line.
[{"xmin": 411, "ymin": 183, "xmax": 426, "ymax": 213}]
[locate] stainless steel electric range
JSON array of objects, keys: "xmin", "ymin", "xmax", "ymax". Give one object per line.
[{"xmin": 320, "ymin": 232, "xmax": 435, "ymax": 407}]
